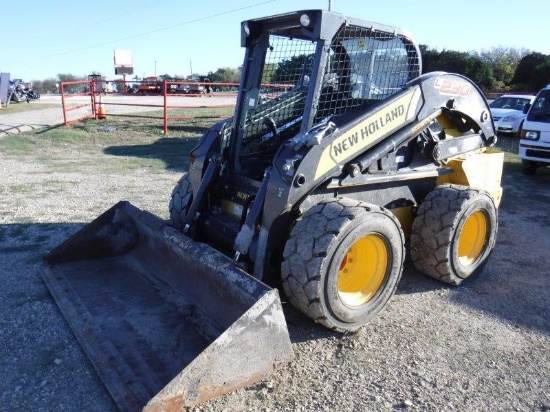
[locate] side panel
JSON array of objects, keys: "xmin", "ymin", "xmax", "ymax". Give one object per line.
[
  {"xmin": 313, "ymin": 88, "xmax": 419, "ymax": 179},
  {"xmin": 437, "ymin": 150, "xmax": 504, "ymax": 207},
  {"xmin": 187, "ymin": 119, "xmax": 230, "ymax": 194},
  {"xmin": 276, "ymin": 73, "xmax": 494, "ymax": 208}
]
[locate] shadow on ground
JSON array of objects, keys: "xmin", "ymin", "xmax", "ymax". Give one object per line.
[{"xmin": 103, "ymin": 136, "xmax": 197, "ymax": 172}]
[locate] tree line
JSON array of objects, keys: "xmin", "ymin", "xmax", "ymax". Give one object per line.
[
  {"xmin": 29, "ymin": 46, "xmax": 550, "ymax": 95},
  {"xmin": 421, "ymin": 46, "xmax": 550, "ymax": 92}
]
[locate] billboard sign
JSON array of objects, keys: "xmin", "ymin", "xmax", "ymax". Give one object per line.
[{"xmin": 114, "ymin": 50, "xmax": 134, "ymax": 75}]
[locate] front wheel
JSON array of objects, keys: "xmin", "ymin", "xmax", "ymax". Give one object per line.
[
  {"xmin": 410, "ymin": 184, "xmax": 498, "ymax": 285},
  {"xmin": 168, "ymin": 173, "xmax": 193, "ymax": 230},
  {"xmin": 281, "ymin": 198, "xmax": 405, "ymax": 332},
  {"xmin": 521, "ymin": 159, "xmax": 537, "ymax": 175}
]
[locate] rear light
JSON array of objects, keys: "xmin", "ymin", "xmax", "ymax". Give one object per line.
[
  {"xmin": 189, "ymin": 153, "xmax": 196, "ymax": 164},
  {"xmin": 521, "ymin": 130, "xmax": 540, "ymax": 140}
]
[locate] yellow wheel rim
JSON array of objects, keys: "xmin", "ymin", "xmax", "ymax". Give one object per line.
[
  {"xmin": 337, "ymin": 234, "xmax": 388, "ymax": 307},
  {"xmin": 457, "ymin": 210, "xmax": 488, "ymax": 267}
]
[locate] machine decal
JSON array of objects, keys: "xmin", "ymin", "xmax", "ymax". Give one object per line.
[
  {"xmin": 315, "ymin": 89, "xmax": 417, "ymax": 179},
  {"xmin": 237, "ymin": 191, "xmax": 251, "ymax": 200},
  {"xmin": 434, "ymin": 77, "xmax": 472, "ymax": 97}
]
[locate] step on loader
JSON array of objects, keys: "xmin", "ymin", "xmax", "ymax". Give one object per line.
[{"xmin": 42, "ymin": 9, "xmax": 503, "ymax": 411}]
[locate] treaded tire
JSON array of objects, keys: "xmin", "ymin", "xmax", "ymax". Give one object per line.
[
  {"xmin": 410, "ymin": 184, "xmax": 498, "ymax": 286},
  {"xmin": 281, "ymin": 197, "xmax": 405, "ymax": 332},
  {"xmin": 169, "ymin": 173, "xmax": 193, "ymax": 230},
  {"xmin": 521, "ymin": 159, "xmax": 537, "ymax": 176}
]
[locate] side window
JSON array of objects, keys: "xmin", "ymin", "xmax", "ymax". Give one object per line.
[
  {"xmin": 528, "ymin": 91, "xmax": 550, "ymax": 122},
  {"xmin": 343, "ymin": 37, "xmax": 411, "ymax": 100},
  {"xmin": 314, "ymin": 26, "xmax": 419, "ymax": 125}
]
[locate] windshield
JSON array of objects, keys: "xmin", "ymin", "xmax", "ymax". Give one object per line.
[
  {"xmin": 314, "ymin": 25, "xmax": 418, "ymax": 123},
  {"xmin": 490, "ymin": 96, "xmax": 532, "ymax": 111},
  {"xmin": 527, "ymin": 90, "xmax": 550, "ymax": 122}
]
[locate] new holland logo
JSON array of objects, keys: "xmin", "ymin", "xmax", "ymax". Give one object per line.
[
  {"xmin": 314, "ymin": 88, "xmax": 419, "ymax": 179},
  {"xmin": 331, "ymin": 105, "xmax": 405, "ymax": 158}
]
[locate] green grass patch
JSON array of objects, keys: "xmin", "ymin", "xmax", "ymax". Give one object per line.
[
  {"xmin": 0, "ymin": 107, "xmax": 233, "ymax": 178},
  {"xmin": 0, "ymin": 127, "xmax": 97, "ymax": 154},
  {"xmin": 0, "ymin": 102, "xmax": 59, "ymax": 114}
]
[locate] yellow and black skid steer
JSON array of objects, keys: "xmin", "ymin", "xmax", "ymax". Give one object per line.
[{"xmin": 43, "ymin": 9, "xmax": 503, "ymax": 411}]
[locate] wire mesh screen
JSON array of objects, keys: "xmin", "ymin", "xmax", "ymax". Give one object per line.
[
  {"xmin": 263, "ymin": 35, "xmax": 316, "ymax": 93},
  {"xmin": 241, "ymin": 36, "xmax": 316, "ymax": 156},
  {"xmin": 315, "ymin": 25, "xmax": 420, "ymax": 123},
  {"xmin": 240, "ymin": 27, "xmax": 420, "ymax": 158}
]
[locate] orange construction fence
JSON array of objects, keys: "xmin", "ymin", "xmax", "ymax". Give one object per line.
[{"xmin": 60, "ymin": 79, "xmax": 292, "ymax": 133}]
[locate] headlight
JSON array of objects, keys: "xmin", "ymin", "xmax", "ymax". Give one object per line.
[
  {"xmin": 521, "ymin": 130, "xmax": 540, "ymax": 140},
  {"xmin": 502, "ymin": 115, "xmax": 519, "ymax": 122},
  {"xmin": 300, "ymin": 13, "xmax": 312, "ymax": 27},
  {"xmin": 242, "ymin": 22, "xmax": 250, "ymax": 36}
]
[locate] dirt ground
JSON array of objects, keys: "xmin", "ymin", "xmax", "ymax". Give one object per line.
[{"xmin": 0, "ymin": 121, "xmax": 549, "ymax": 411}]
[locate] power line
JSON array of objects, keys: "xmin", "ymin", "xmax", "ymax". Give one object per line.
[
  {"xmin": 11, "ymin": 0, "xmax": 279, "ymax": 66},
  {"xmin": 91, "ymin": 0, "xmax": 175, "ymax": 27}
]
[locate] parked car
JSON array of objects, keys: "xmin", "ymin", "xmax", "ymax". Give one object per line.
[
  {"xmin": 103, "ymin": 82, "xmax": 114, "ymax": 93},
  {"xmin": 518, "ymin": 84, "xmax": 550, "ymax": 175},
  {"xmin": 489, "ymin": 94, "xmax": 536, "ymax": 136},
  {"xmin": 137, "ymin": 76, "xmax": 162, "ymax": 94},
  {"xmin": 175, "ymin": 79, "xmax": 205, "ymax": 95}
]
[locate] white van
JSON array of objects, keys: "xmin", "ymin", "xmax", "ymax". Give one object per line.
[{"xmin": 519, "ymin": 83, "xmax": 550, "ymax": 175}]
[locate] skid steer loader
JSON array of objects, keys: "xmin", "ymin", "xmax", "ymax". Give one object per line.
[{"xmin": 42, "ymin": 9, "xmax": 503, "ymax": 411}]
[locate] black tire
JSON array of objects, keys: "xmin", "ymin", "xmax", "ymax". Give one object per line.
[
  {"xmin": 521, "ymin": 159, "xmax": 537, "ymax": 176},
  {"xmin": 281, "ymin": 198, "xmax": 405, "ymax": 332},
  {"xmin": 515, "ymin": 121, "xmax": 524, "ymax": 137},
  {"xmin": 410, "ymin": 184, "xmax": 498, "ymax": 286},
  {"xmin": 169, "ymin": 173, "xmax": 193, "ymax": 230}
]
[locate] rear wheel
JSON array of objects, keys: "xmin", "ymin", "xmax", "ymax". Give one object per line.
[
  {"xmin": 410, "ymin": 184, "xmax": 498, "ymax": 285},
  {"xmin": 169, "ymin": 173, "xmax": 193, "ymax": 230},
  {"xmin": 521, "ymin": 159, "xmax": 537, "ymax": 175},
  {"xmin": 281, "ymin": 198, "xmax": 405, "ymax": 332}
]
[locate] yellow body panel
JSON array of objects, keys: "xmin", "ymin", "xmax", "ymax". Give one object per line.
[
  {"xmin": 437, "ymin": 149, "xmax": 504, "ymax": 207},
  {"xmin": 389, "ymin": 206, "xmax": 414, "ymax": 239}
]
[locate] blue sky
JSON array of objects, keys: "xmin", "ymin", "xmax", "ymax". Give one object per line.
[{"xmin": 2, "ymin": 0, "xmax": 549, "ymax": 81}]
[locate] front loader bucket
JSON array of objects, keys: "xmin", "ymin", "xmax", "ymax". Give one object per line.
[{"xmin": 42, "ymin": 201, "xmax": 293, "ymax": 412}]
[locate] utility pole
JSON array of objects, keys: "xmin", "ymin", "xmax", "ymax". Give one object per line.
[
  {"xmin": 190, "ymin": 60, "xmax": 193, "ymax": 78},
  {"xmin": 328, "ymin": 0, "xmax": 332, "ymax": 11}
]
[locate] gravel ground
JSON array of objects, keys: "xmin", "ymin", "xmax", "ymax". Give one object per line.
[{"xmin": 0, "ymin": 108, "xmax": 549, "ymax": 412}]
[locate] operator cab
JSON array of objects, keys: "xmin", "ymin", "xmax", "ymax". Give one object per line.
[{"xmin": 229, "ymin": 10, "xmax": 421, "ymax": 180}]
